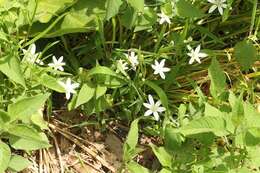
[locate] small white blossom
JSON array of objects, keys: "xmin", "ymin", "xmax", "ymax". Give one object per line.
[
  {"xmin": 158, "ymin": 11, "xmax": 171, "ymax": 25},
  {"xmin": 48, "ymin": 56, "xmax": 65, "ymax": 71},
  {"xmin": 143, "ymin": 95, "xmax": 166, "ymax": 121},
  {"xmin": 22, "ymin": 43, "xmax": 44, "ymax": 65},
  {"xmin": 58, "ymin": 78, "xmax": 79, "ymax": 100},
  {"xmin": 187, "ymin": 45, "xmax": 208, "ymax": 64},
  {"xmin": 151, "ymin": 59, "xmax": 171, "ymax": 79},
  {"xmin": 117, "ymin": 59, "xmax": 129, "ymax": 71},
  {"xmin": 125, "ymin": 51, "xmax": 139, "ymax": 70},
  {"xmin": 208, "ymin": 0, "xmax": 227, "ymax": 15}
]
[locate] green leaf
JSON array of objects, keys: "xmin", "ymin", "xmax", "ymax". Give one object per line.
[
  {"xmin": 208, "ymin": 57, "xmax": 226, "ymax": 99},
  {"xmin": 39, "ymin": 74, "xmax": 65, "ymax": 92},
  {"xmin": 95, "ymin": 85, "xmax": 107, "ymax": 99},
  {"xmin": 127, "ymin": 161, "xmax": 150, "ymax": 173},
  {"xmin": 75, "ymin": 83, "xmax": 95, "ymax": 108},
  {"xmin": 8, "ymin": 93, "xmax": 50, "ymax": 122},
  {"xmin": 150, "ymin": 145, "xmax": 172, "ymax": 168},
  {"xmin": 83, "ymin": 96, "xmax": 111, "ymax": 114},
  {"xmin": 8, "ymin": 125, "xmax": 50, "ymax": 150},
  {"xmin": 0, "ymin": 141, "xmax": 11, "ymax": 173},
  {"xmin": 88, "ymin": 66, "xmax": 125, "ymax": 80},
  {"xmin": 234, "ymin": 40, "xmax": 257, "ymax": 70},
  {"xmin": 31, "ymin": 110, "xmax": 48, "ymax": 130},
  {"xmin": 35, "ymin": 0, "xmax": 76, "ymax": 23},
  {"xmin": 230, "ymin": 93, "xmax": 244, "ymax": 127},
  {"xmin": 176, "ymin": 0, "xmax": 204, "ymax": 18},
  {"xmin": 245, "ymin": 128, "xmax": 260, "ymax": 146},
  {"xmin": 159, "ymin": 168, "xmax": 173, "ymax": 173},
  {"xmin": 0, "ymin": 110, "xmax": 10, "ymax": 125},
  {"xmin": 0, "ymin": 55, "xmax": 25, "ymax": 87},
  {"xmin": 164, "ymin": 125, "xmax": 184, "ymax": 151},
  {"xmin": 105, "ymin": 0, "xmax": 122, "ymax": 20},
  {"xmin": 125, "ymin": 118, "xmax": 139, "ymax": 150},
  {"xmin": 120, "ymin": 6, "xmax": 137, "ymax": 29},
  {"xmin": 8, "ymin": 155, "xmax": 31, "ymax": 172},
  {"xmin": 244, "ymin": 102, "xmax": 260, "ymax": 128},
  {"xmin": 134, "ymin": 7, "xmax": 157, "ymax": 32},
  {"xmin": 180, "ymin": 116, "xmax": 230, "ymax": 136},
  {"xmin": 28, "ymin": 0, "xmax": 106, "ymax": 37},
  {"xmin": 204, "ymin": 103, "xmax": 223, "ymax": 117},
  {"xmin": 128, "ymin": 0, "xmax": 144, "ymax": 12}
]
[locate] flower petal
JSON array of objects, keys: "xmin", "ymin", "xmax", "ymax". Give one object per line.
[
  {"xmin": 157, "ymin": 106, "xmax": 166, "ymax": 112},
  {"xmin": 218, "ymin": 6, "xmax": 224, "ymax": 15},
  {"xmin": 30, "ymin": 44, "xmax": 36, "ymax": 54},
  {"xmin": 198, "ymin": 52, "xmax": 208, "ymax": 58},
  {"xmin": 148, "ymin": 94, "xmax": 154, "ymax": 105},
  {"xmin": 143, "ymin": 103, "xmax": 151, "ymax": 109},
  {"xmin": 153, "ymin": 112, "xmax": 160, "ymax": 121},
  {"xmin": 159, "ymin": 72, "xmax": 165, "ymax": 79},
  {"xmin": 144, "ymin": 110, "xmax": 153, "ymax": 116},
  {"xmin": 209, "ymin": 5, "xmax": 217, "ymax": 13}
]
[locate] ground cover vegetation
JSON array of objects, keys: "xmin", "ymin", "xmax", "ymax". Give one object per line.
[{"xmin": 0, "ymin": 0, "xmax": 259, "ymax": 172}]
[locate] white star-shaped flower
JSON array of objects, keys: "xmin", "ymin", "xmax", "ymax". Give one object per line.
[
  {"xmin": 117, "ymin": 59, "xmax": 129, "ymax": 71},
  {"xmin": 187, "ymin": 45, "xmax": 208, "ymax": 64},
  {"xmin": 208, "ymin": 0, "xmax": 227, "ymax": 15},
  {"xmin": 125, "ymin": 51, "xmax": 139, "ymax": 70},
  {"xmin": 157, "ymin": 11, "xmax": 171, "ymax": 25},
  {"xmin": 22, "ymin": 43, "xmax": 44, "ymax": 65},
  {"xmin": 151, "ymin": 59, "xmax": 171, "ymax": 79},
  {"xmin": 143, "ymin": 95, "xmax": 166, "ymax": 121},
  {"xmin": 48, "ymin": 56, "xmax": 66, "ymax": 71},
  {"xmin": 58, "ymin": 78, "xmax": 79, "ymax": 100}
]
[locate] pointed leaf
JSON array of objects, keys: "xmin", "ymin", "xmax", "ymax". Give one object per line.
[{"xmin": 208, "ymin": 57, "xmax": 226, "ymax": 99}]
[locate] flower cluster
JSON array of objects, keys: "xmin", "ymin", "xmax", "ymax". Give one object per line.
[{"xmin": 22, "ymin": 44, "xmax": 79, "ymax": 100}]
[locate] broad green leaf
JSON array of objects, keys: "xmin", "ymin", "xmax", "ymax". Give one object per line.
[
  {"xmin": 120, "ymin": 6, "xmax": 137, "ymax": 29},
  {"xmin": 0, "ymin": 55, "xmax": 25, "ymax": 87},
  {"xmin": 204, "ymin": 103, "xmax": 223, "ymax": 117},
  {"xmin": 180, "ymin": 116, "xmax": 229, "ymax": 136},
  {"xmin": 127, "ymin": 161, "xmax": 150, "ymax": 173},
  {"xmin": 247, "ymin": 146, "xmax": 260, "ymax": 168},
  {"xmin": 144, "ymin": 80, "xmax": 169, "ymax": 110},
  {"xmin": 105, "ymin": 0, "xmax": 122, "ymax": 20},
  {"xmin": 39, "ymin": 74, "xmax": 65, "ymax": 92},
  {"xmin": 245, "ymin": 128, "xmax": 260, "ymax": 146},
  {"xmin": 83, "ymin": 96, "xmax": 111, "ymax": 114},
  {"xmin": 8, "ymin": 125, "xmax": 50, "ymax": 150},
  {"xmin": 125, "ymin": 118, "xmax": 139, "ymax": 150},
  {"xmin": 95, "ymin": 85, "xmax": 107, "ymax": 99},
  {"xmin": 234, "ymin": 40, "xmax": 257, "ymax": 70},
  {"xmin": 0, "ymin": 141, "xmax": 11, "ymax": 173},
  {"xmin": 159, "ymin": 168, "xmax": 173, "ymax": 173},
  {"xmin": 8, "ymin": 125, "xmax": 48, "ymax": 143},
  {"xmin": 75, "ymin": 83, "xmax": 95, "ymax": 108},
  {"xmin": 128, "ymin": 0, "xmax": 144, "ymax": 12},
  {"xmin": 8, "ymin": 93, "xmax": 50, "ymax": 122},
  {"xmin": 35, "ymin": 0, "xmax": 75, "ymax": 23},
  {"xmin": 150, "ymin": 145, "xmax": 172, "ymax": 168},
  {"xmin": 231, "ymin": 94, "xmax": 244, "ymax": 127},
  {"xmin": 29, "ymin": 0, "xmax": 106, "ymax": 37},
  {"xmin": 176, "ymin": 0, "xmax": 204, "ymax": 18},
  {"xmin": 164, "ymin": 125, "xmax": 184, "ymax": 151},
  {"xmin": 208, "ymin": 57, "xmax": 226, "ymax": 99},
  {"xmin": 8, "ymin": 155, "xmax": 31, "ymax": 172},
  {"xmin": 134, "ymin": 7, "xmax": 157, "ymax": 32},
  {"xmin": 88, "ymin": 66, "xmax": 125, "ymax": 80},
  {"xmin": 0, "ymin": 110, "xmax": 10, "ymax": 125},
  {"xmin": 244, "ymin": 102, "xmax": 260, "ymax": 128},
  {"xmin": 31, "ymin": 110, "xmax": 48, "ymax": 130}
]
